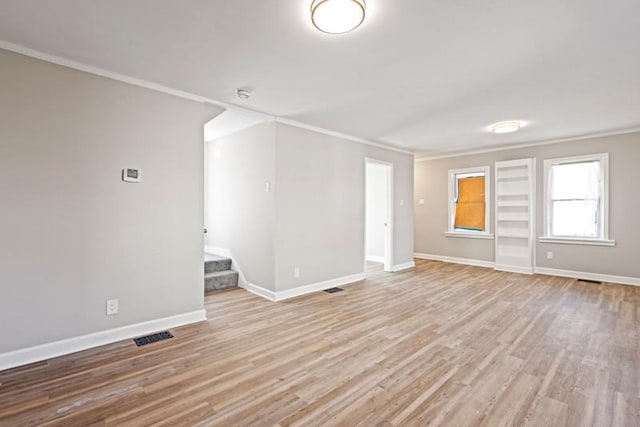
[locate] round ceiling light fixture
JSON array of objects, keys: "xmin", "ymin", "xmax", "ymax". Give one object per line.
[
  {"xmin": 490, "ymin": 121, "xmax": 522, "ymax": 134},
  {"xmin": 311, "ymin": 0, "xmax": 366, "ymax": 34}
]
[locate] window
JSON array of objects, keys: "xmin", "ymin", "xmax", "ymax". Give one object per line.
[
  {"xmin": 542, "ymin": 153, "xmax": 614, "ymax": 246},
  {"xmin": 446, "ymin": 166, "xmax": 492, "ymax": 238}
]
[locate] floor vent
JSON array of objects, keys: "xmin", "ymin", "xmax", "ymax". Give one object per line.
[
  {"xmin": 324, "ymin": 287, "xmax": 345, "ymax": 293},
  {"xmin": 578, "ymin": 279, "xmax": 603, "ymax": 285},
  {"xmin": 133, "ymin": 331, "xmax": 174, "ymax": 347}
]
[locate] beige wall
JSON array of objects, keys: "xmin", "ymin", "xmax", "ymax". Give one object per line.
[
  {"xmin": 414, "ymin": 132, "xmax": 640, "ymax": 278},
  {"xmin": 205, "ymin": 122, "xmax": 414, "ymax": 294},
  {"xmin": 204, "ymin": 122, "xmax": 276, "ymax": 291},
  {"xmin": 0, "ymin": 49, "xmax": 222, "ymax": 353},
  {"xmin": 275, "ymin": 124, "xmax": 414, "ymax": 291}
]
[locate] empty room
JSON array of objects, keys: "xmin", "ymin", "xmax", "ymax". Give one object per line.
[{"xmin": 1, "ymin": 1, "xmax": 639, "ymax": 426}]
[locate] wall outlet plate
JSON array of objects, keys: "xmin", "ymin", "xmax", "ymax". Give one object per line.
[
  {"xmin": 546, "ymin": 251, "xmax": 554, "ymax": 260},
  {"xmin": 294, "ymin": 267, "xmax": 300, "ymax": 278},
  {"xmin": 106, "ymin": 299, "xmax": 119, "ymax": 316}
]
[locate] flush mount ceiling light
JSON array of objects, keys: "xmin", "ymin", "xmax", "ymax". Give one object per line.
[
  {"xmin": 490, "ymin": 121, "xmax": 522, "ymax": 134},
  {"xmin": 311, "ymin": 0, "xmax": 366, "ymax": 34}
]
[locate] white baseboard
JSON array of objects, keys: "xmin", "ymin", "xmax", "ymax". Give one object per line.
[
  {"xmin": 0, "ymin": 310, "xmax": 207, "ymax": 372},
  {"xmin": 414, "ymin": 252, "xmax": 640, "ymax": 287},
  {"xmin": 246, "ymin": 273, "xmax": 366, "ymax": 302},
  {"xmin": 245, "ymin": 283, "xmax": 277, "ymax": 301},
  {"xmin": 205, "ymin": 245, "xmax": 248, "ymax": 289},
  {"xmin": 534, "ymin": 267, "xmax": 640, "ymax": 287},
  {"xmin": 495, "ymin": 264, "xmax": 534, "ymax": 275},
  {"xmin": 414, "ymin": 253, "xmax": 495, "ymax": 268},
  {"xmin": 365, "ymin": 255, "xmax": 385, "ymax": 263},
  {"xmin": 392, "ymin": 261, "xmax": 416, "ymax": 272}
]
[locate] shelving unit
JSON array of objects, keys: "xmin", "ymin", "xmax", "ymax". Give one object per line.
[{"xmin": 494, "ymin": 158, "xmax": 535, "ymax": 274}]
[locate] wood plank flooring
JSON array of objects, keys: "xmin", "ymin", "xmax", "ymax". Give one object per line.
[{"xmin": 1, "ymin": 259, "xmax": 639, "ymax": 426}]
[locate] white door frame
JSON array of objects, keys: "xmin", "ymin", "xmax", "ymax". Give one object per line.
[{"xmin": 365, "ymin": 158, "xmax": 394, "ymax": 272}]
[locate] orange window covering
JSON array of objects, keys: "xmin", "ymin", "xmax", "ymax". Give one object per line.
[{"xmin": 454, "ymin": 176, "xmax": 485, "ymax": 231}]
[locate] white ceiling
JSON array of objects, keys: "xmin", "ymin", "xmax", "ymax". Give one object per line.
[{"xmin": 1, "ymin": 0, "xmax": 639, "ymax": 157}]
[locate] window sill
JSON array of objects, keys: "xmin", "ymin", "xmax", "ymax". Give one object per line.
[
  {"xmin": 444, "ymin": 231, "xmax": 495, "ymax": 240},
  {"xmin": 539, "ymin": 236, "xmax": 616, "ymax": 247}
]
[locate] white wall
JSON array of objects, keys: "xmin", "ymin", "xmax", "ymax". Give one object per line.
[
  {"xmin": 204, "ymin": 122, "xmax": 276, "ymax": 291},
  {"xmin": 365, "ymin": 163, "xmax": 388, "ymax": 261},
  {"xmin": 0, "ymin": 49, "xmax": 223, "ymax": 355},
  {"xmin": 274, "ymin": 123, "xmax": 414, "ymax": 292},
  {"xmin": 414, "ymin": 131, "xmax": 640, "ymax": 279},
  {"xmin": 204, "ymin": 122, "xmax": 415, "ymax": 296}
]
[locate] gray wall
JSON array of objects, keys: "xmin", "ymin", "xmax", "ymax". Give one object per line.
[
  {"xmin": 414, "ymin": 132, "xmax": 640, "ymax": 277},
  {"xmin": 274, "ymin": 124, "xmax": 414, "ymax": 291},
  {"xmin": 0, "ymin": 49, "xmax": 222, "ymax": 353},
  {"xmin": 204, "ymin": 122, "xmax": 276, "ymax": 291}
]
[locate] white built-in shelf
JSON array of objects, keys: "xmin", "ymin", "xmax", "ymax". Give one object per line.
[
  {"xmin": 497, "ymin": 201, "xmax": 529, "ymax": 207},
  {"xmin": 497, "ymin": 232, "xmax": 529, "ymax": 239},
  {"xmin": 494, "ymin": 158, "xmax": 535, "ymax": 274},
  {"xmin": 497, "ymin": 175, "xmax": 528, "ymax": 181},
  {"xmin": 497, "ymin": 192, "xmax": 529, "ymax": 197},
  {"xmin": 498, "ymin": 217, "xmax": 529, "ymax": 222}
]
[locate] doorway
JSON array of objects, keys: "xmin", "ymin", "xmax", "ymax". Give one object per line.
[{"xmin": 365, "ymin": 159, "xmax": 393, "ymax": 275}]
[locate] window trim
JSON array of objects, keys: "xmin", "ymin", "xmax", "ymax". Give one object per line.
[
  {"xmin": 541, "ymin": 153, "xmax": 614, "ymax": 246},
  {"xmin": 446, "ymin": 166, "xmax": 493, "ymax": 239}
]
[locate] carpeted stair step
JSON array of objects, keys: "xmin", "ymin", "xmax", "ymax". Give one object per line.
[
  {"xmin": 205, "ymin": 270, "xmax": 239, "ymax": 292},
  {"xmin": 205, "ymin": 253, "xmax": 232, "ymax": 273}
]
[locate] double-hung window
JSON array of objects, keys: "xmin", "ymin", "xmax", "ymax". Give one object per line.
[
  {"xmin": 541, "ymin": 153, "xmax": 614, "ymax": 246},
  {"xmin": 446, "ymin": 166, "xmax": 492, "ymax": 238}
]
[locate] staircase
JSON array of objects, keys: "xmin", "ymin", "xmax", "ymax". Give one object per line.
[{"xmin": 204, "ymin": 253, "xmax": 239, "ymax": 292}]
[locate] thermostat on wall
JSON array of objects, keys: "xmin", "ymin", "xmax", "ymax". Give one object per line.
[{"xmin": 122, "ymin": 168, "xmax": 141, "ymax": 183}]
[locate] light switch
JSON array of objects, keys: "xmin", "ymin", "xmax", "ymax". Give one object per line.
[
  {"xmin": 400, "ymin": 200, "xmax": 404, "ymax": 207},
  {"xmin": 265, "ymin": 182, "xmax": 271, "ymax": 193},
  {"xmin": 419, "ymin": 199, "xmax": 425, "ymax": 205}
]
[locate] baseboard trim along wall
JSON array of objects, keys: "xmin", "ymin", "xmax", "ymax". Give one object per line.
[
  {"xmin": 534, "ymin": 267, "xmax": 640, "ymax": 287},
  {"xmin": 414, "ymin": 253, "xmax": 495, "ymax": 268},
  {"xmin": 247, "ymin": 272, "xmax": 367, "ymax": 302},
  {"xmin": 365, "ymin": 255, "xmax": 385, "ymax": 263},
  {"xmin": 494, "ymin": 264, "xmax": 535, "ymax": 275},
  {"xmin": 391, "ymin": 261, "xmax": 416, "ymax": 272},
  {"xmin": 245, "ymin": 283, "xmax": 278, "ymax": 301},
  {"xmin": 0, "ymin": 310, "xmax": 207, "ymax": 372},
  {"xmin": 414, "ymin": 253, "xmax": 640, "ymax": 287}
]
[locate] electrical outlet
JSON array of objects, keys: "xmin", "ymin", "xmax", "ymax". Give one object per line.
[
  {"xmin": 265, "ymin": 182, "xmax": 271, "ymax": 193},
  {"xmin": 419, "ymin": 199, "xmax": 425, "ymax": 205},
  {"xmin": 106, "ymin": 299, "xmax": 119, "ymax": 316},
  {"xmin": 294, "ymin": 267, "xmax": 300, "ymax": 278},
  {"xmin": 546, "ymin": 251, "xmax": 553, "ymax": 260}
]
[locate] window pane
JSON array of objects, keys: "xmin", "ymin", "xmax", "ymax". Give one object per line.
[
  {"xmin": 551, "ymin": 161, "xmax": 600, "ymax": 200},
  {"xmin": 552, "ymin": 200, "xmax": 599, "ymax": 237},
  {"xmin": 454, "ymin": 175, "xmax": 485, "ymax": 232}
]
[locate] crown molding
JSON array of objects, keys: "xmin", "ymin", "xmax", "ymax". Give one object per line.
[
  {"xmin": 415, "ymin": 127, "xmax": 640, "ymax": 162},
  {"xmin": 0, "ymin": 40, "xmax": 413, "ymax": 156},
  {"xmin": 0, "ymin": 40, "xmax": 276, "ymax": 122},
  {"xmin": 7, "ymin": 39, "xmax": 635, "ymax": 160},
  {"xmin": 274, "ymin": 118, "xmax": 414, "ymax": 155}
]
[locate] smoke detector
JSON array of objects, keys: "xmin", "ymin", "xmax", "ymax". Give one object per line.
[{"xmin": 236, "ymin": 89, "xmax": 251, "ymax": 100}]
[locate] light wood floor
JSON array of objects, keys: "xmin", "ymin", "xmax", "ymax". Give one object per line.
[{"xmin": 1, "ymin": 259, "xmax": 639, "ymax": 426}]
